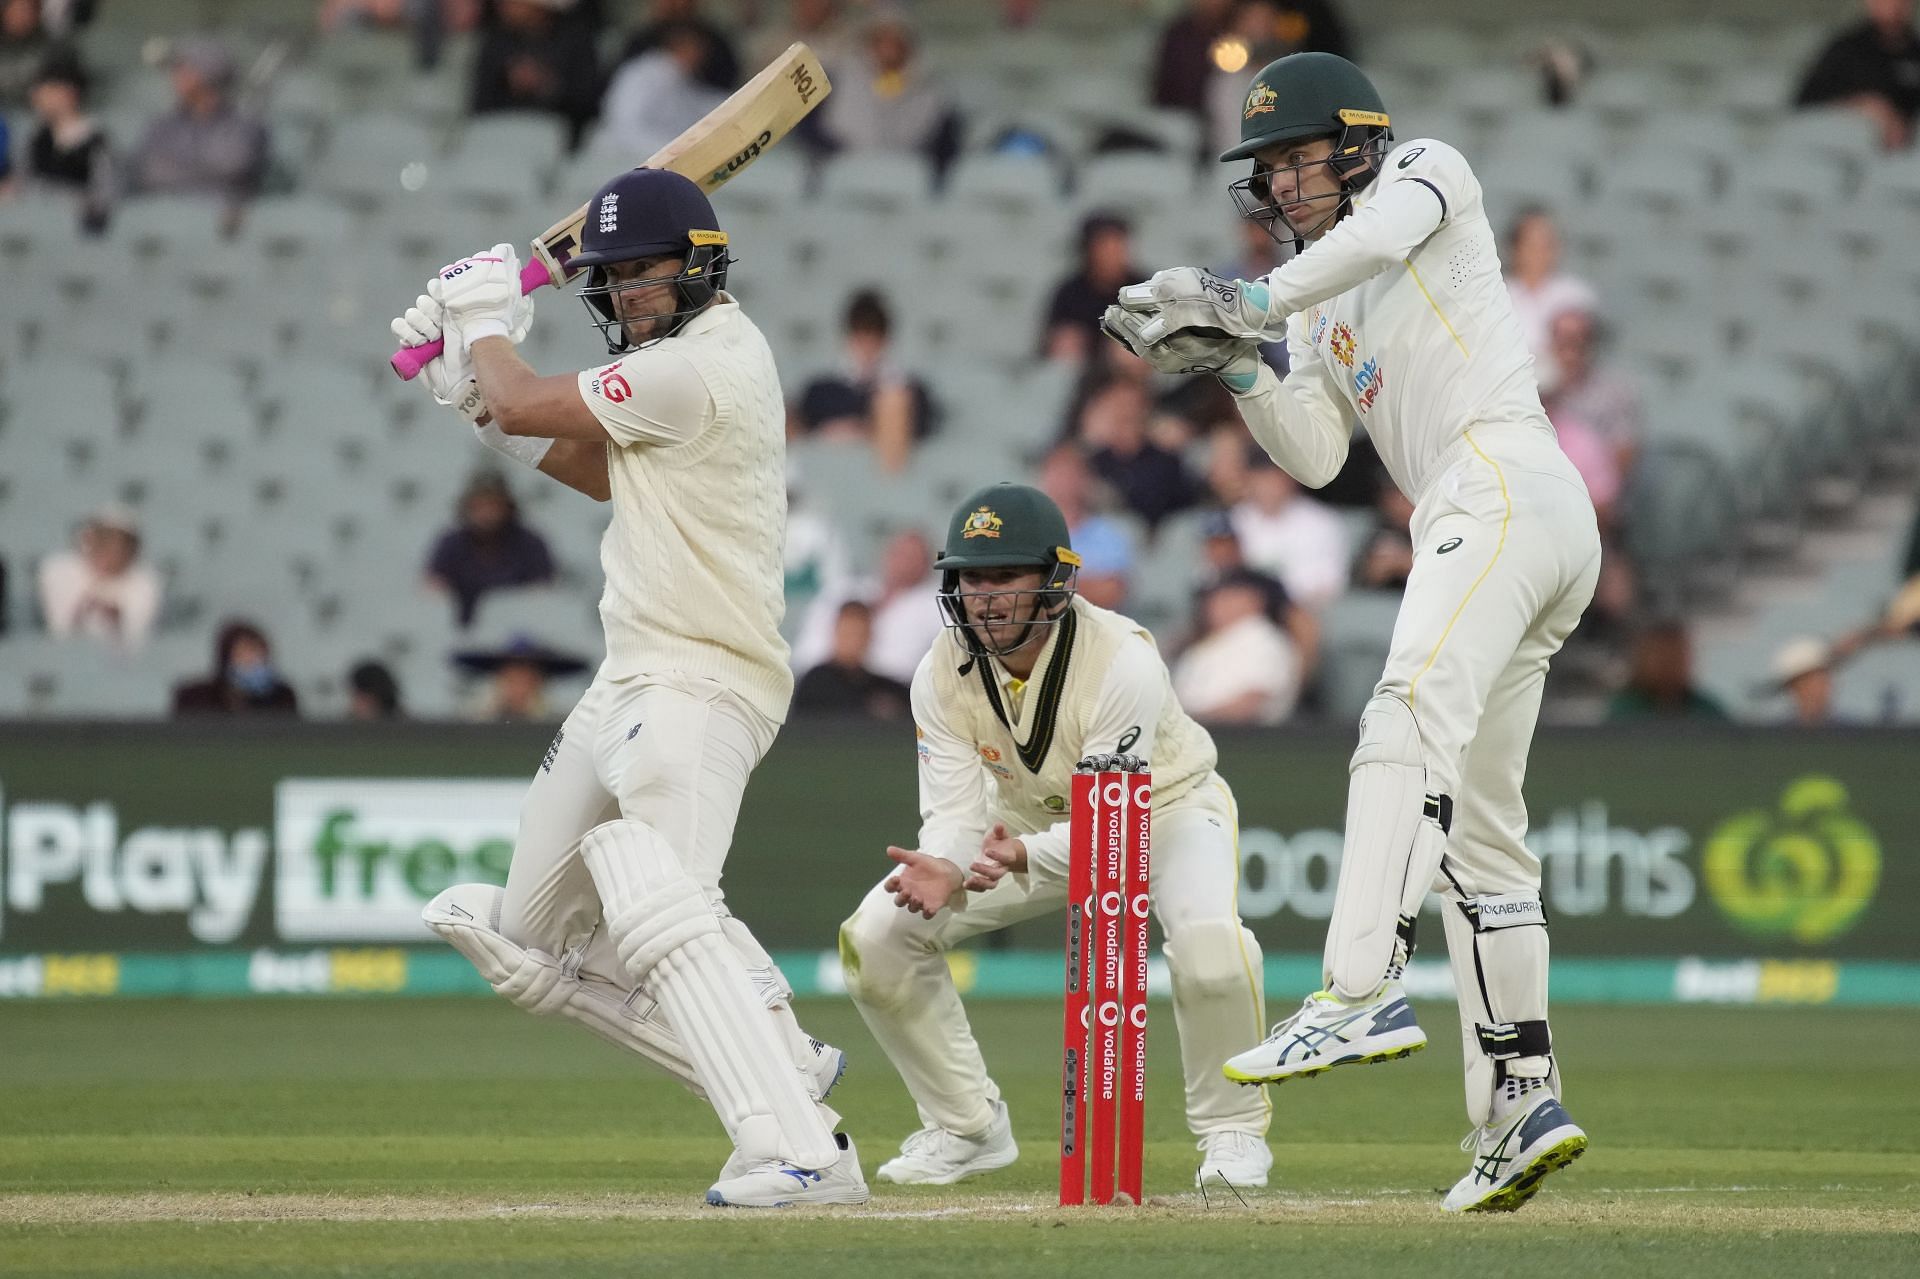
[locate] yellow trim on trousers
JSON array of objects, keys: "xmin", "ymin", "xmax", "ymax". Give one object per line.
[
  {"xmin": 1216, "ymin": 780, "xmax": 1273, "ymax": 1125},
  {"xmin": 1408, "ymin": 430, "xmax": 1512, "ymax": 713}
]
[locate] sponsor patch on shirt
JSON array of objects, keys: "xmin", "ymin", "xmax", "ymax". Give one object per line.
[
  {"xmin": 589, "ymin": 361, "xmax": 633, "ymax": 404},
  {"xmin": 1354, "ymin": 357, "xmax": 1386, "ymax": 413}
]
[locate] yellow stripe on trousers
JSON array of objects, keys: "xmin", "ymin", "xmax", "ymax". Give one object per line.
[
  {"xmin": 1216, "ymin": 780, "xmax": 1273, "ymax": 1126},
  {"xmin": 1407, "ymin": 430, "xmax": 1511, "ymax": 714}
]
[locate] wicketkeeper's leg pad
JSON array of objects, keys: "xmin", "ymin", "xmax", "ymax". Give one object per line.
[
  {"xmin": 1324, "ymin": 692, "xmax": 1453, "ymax": 1002},
  {"xmin": 1439, "ymin": 884, "xmax": 1558, "ymax": 1128}
]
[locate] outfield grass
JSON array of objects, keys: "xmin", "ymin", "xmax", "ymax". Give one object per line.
[{"xmin": 1, "ymin": 997, "xmax": 1916, "ymax": 1277}]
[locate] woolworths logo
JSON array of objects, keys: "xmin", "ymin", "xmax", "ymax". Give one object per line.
[
  {"xmin": 275, "ymin": 780, "xmax": 524, "ymax": 942},
  {"xmin": 1703, "ymin": 776, "xmax": 1881, "ymax": 945}
]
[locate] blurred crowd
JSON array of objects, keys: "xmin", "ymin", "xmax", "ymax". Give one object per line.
[{"xmin": 3, "ymin": 0, "xmax": 1918, "ymax": 724}]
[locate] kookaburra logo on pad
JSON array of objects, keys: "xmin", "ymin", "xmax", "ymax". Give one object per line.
[{"xmin": 598, "ymin": 192, "xmax": 619, "ymax": 233}]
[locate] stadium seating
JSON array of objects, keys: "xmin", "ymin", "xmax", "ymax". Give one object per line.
[{"xmin": 2, "ymin": 0, "xmax": 1915, "ymax": 721}]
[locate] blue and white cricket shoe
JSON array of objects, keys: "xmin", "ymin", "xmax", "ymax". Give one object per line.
[
  {"xmin": 1221, "ymin": 987, "xmax": 1427, "ymax": 1085},
  {"xmin": 1442, "ymin": 1091, "xmax": 1587, "ymax": 1213},
  {"xmin": 706, "ymin": 1132, "xmax": 870, "ymax": 1208}
]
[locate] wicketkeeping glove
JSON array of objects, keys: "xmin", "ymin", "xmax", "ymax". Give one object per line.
[
  {"xmin": 1113, "ymin": 265, "xmax": 1278, "ymax": 346},
  {"xmin": 1102, "ymin": 303, "xmax": 1262, "ymax": 392}
]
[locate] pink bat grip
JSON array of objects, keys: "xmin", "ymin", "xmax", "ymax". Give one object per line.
[{"xmin": 388, "ymin": 258, "xmax": 555, "ymax": 380}]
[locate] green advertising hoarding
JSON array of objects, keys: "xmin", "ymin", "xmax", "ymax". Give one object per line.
[{"xmin": 0, "ymin": 724, "xmax": 1912, "ymax": 1003}]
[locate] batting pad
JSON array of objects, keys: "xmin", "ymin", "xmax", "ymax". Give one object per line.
[
  {"xmin": 422, "ymin": 883, "xmax": 705, "ymax": 1096},
  {"xmin": 579, "ymin": 820, "xmax": 840, "ymax": 1170},
  {"xmin": 1323, "ymin": 693, "xmax": 1452, "ymax": 1002}
]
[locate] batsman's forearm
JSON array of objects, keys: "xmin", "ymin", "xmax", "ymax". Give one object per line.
[
  {"xmin": 1232, "ymin": 365, "xmax": 1350, "ymax": 489},
  {"xmin": 472, "ymin": 337, "xmax": 610, "ymax": 441},
  {"xmin": 537, "ymin": 439, "xmax": 612, "ymax": 501}
]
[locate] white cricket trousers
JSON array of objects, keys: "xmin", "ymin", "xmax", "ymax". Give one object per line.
[
  {"xmin": 839, "ymin": 780, "xmax": 1271, "ymax": 1141},
  {"xmin": 1383, "ymin": 422, "xmax": 1602, "ymax": 901},
  {"xmin": 498, "ymin": 671, "xmax": 781, "ymax": 985}
]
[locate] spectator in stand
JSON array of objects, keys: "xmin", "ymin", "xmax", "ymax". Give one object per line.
[
  {"xmin": 1, "ymin": 0, "xmax": 93, "ymax": 107},
  {"xmin": 455, "ymin": 634, "xmax": 587, "ymax": 721},
  {"xmin": 620, "ymin": 0, "xmax": 738, "ymax": 92},
  {"xmin": 0, "ymin": 110, "xmax": 11, "ymax": 193},
  {"xmin": 1075, "ymin": 374, "xmax": 1199, "ymax": 529},
  {"xmin": 1542, "ymin": 306, "xmax": 1643, "ymax": 479},
  {"xmin": 1766, "ymin": 638, "xmax": 1839, "ymax": 726},
  {"xmin": 1607, "ymin": 620, "xmax": 1728, "ymax": 721},
  {"xmin": 785, "ymin": 478, "xmax": 854, "ymax": 645},
  {"xmin": 470, "ymin": 0, "xmax": 601, "ymax": 150},
  {"xmin": 319, "ymin": 0, "xmax": 484, "ymax": 69},
  {"xmin": 424, "ymin": 471, "xmax": 557, "ymax": 627},
  {"xmin": 172, "ymin": 619, "xmax": 300, "ymax": 716},
  {"xmin": 346, "ymin": 659, "xmax": 404, "ymax": 720},
  {"xmin": 792, "ymin": 527, "xmax": 944, "ymax": 683},
  {"xmin": 1194, "ymin": 508, "xmax": 1319, "ymax": 678},
  {"xmin": 1041, "ymin": 211, "xmax": 1141, "ymax": 364},
  {"xmin": 1205, "ymin": 1, "xmax": 1353, "ymax": 157},
  {"xmin": 816, "ymin": 5, "xmax": 960, "ymax": 174},
  {"xmin": 1796, "ymin": 0, "xmax": 1920, "ymax": 152},
  {"xmin": 1231, "ymin": 455, "xmax": 1350, "ymax": 609},
  {"xmin": 750, "ymin": 0, "xmax": 853, "ymax": 77},
  {"xmin": 792, "ymin": 599, "xmax": 911, "ymax": 719},
  {"xmin": 1353, "ymin": 481, "xmax": 1415, "ymax": 591},
  {"xmin": 1037, "ymin": 442, "xmax": 1135, "ymax": 610},
  {"xmin": 1173, "ymin": 571, "xmax": 1303, "ymax": 725},
  {"xmin": 795, "ymin": 288, "xmax": 935, "ymax": 472},
  {"xmin": 1503, "ymin": 207, "xmax": 1597, "ymax": 390},
  {"xmin": 21, "ymin": 51, "xmax": 111, "ymax": 230},
  {"xmin": 37, "ymin": 504, "xmax": 161, "ymax": 652},
  {"xmin": 127, "ymin": 39, "xmax": 269, "ymax": 218},
  {"xmin": 1152, "ymin": 0, "xmax": 1234, "ymax": 116},
  {"xmin": 858, "ymin": 527, "xmax": 944, "ymax": 684},
  {"xmin": 601, "ymin": 18, "xmax": 726, "ymax": 159}
]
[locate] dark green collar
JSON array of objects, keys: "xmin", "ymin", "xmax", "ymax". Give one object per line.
[{"xmin": 974, "ymin": 606, "xmax": 1077, "ymax": 774}]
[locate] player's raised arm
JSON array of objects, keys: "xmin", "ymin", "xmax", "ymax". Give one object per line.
[{"xmin": 388, "ymin": 264, "xmax": 611, "ymax": 500}]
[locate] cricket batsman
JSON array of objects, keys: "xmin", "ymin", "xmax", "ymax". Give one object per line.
[
  {"xmin": 841, "ymin": 483, "xmax": 1274, "ymax": 1190},
  {"xmin": 1102, "ymin": 53, "xmax": 1602, "ymax": 1211},
  {"xmin": 389, "ymin": 168, "xmax": 866, "ymax": 1208}
]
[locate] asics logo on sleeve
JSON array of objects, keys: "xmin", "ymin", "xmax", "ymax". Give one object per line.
[
  {"xmin": 1397, "ymin": 147, "xmax": 1426, "ymax": 168},
  {"xmin": 1437, "ymin": 537, "xmax": 1464, "ymax": 554}
]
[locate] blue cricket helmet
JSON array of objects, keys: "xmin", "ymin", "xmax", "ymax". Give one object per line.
[{"xmin": 572, "ymin": 168, "xmax": 733, "ymax": 352}]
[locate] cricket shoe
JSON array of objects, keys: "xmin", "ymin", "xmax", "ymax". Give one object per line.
[
  {"xmin": 806, "ymin": 1037, "xmax": 849, "ymax": 1103},
  {"xmin": 876, "ymin": 1099, "xmax": 1019, "ymax": 1185},
  {"xmin": 1194, "ymin": 1129, "xmax": 1272, "ymax": 1189},
  {"xmin": 1221, "ymin": 986, "xmax": 1426, "ymax": 1085},
  {"xmin": 706, "ymin": 1132, "xmax": 870, "ymax": 1208},
  {"xmin": 1442, "ymin": 1091, "xmax": 1587, "ymax": 1213},
  {"xmin": 716, "ymin": 1041, "xmax": 850, "ymax": 1181}
]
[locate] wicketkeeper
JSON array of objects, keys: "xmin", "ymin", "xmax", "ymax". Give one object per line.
[{"xmin": 841, "ymin": 484, "xmax": 1274, "ymax": 1189}]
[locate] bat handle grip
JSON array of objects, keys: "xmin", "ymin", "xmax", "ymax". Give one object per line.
[{"xmin": 388, "ymin": 258, "xmax": 557, "ymax": 380}]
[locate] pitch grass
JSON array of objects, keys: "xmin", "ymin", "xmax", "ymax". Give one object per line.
[{"xmin": 1, "ymin": 999, "xmax": 1915, "ymax": 1278}]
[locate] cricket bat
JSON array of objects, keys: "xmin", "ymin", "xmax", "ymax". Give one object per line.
[{"xmin": 390, "ymin": 42, "xmax": 830, "ymax": 379}]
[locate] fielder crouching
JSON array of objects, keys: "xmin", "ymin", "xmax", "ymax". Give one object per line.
[{"xmin": 840, "ymin": 483, "xmax": 1274, "ymax": 1190}]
